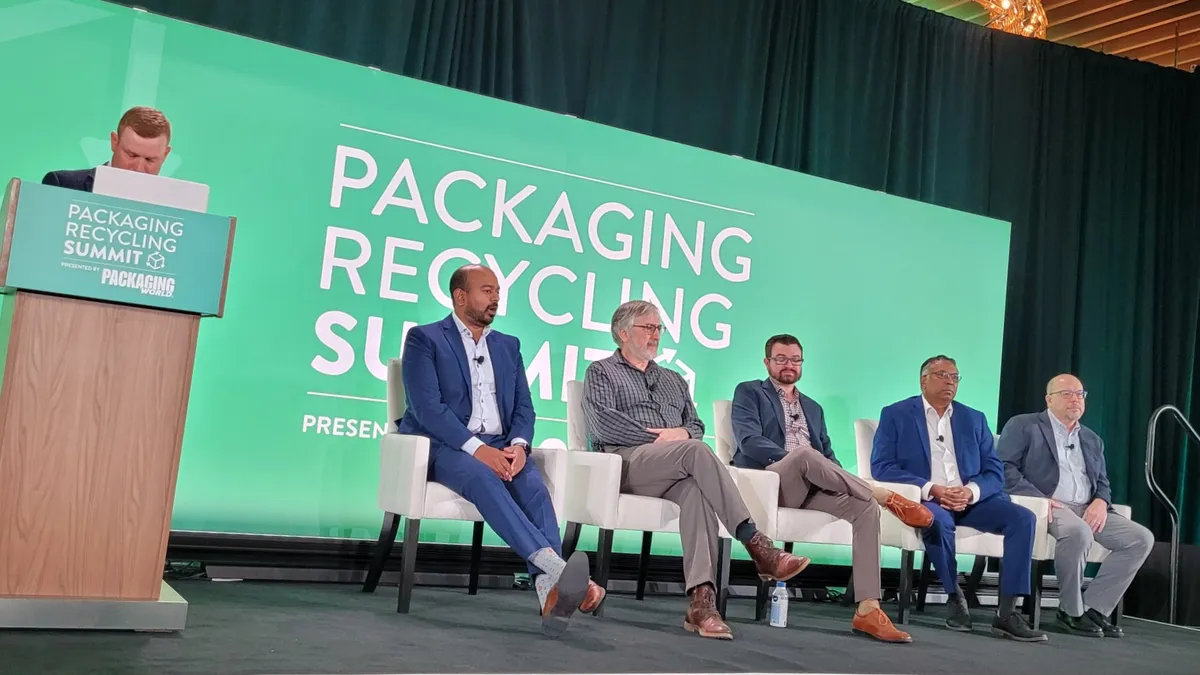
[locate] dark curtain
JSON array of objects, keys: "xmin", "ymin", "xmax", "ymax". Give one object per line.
[{"xmin": 111, "ymin": 0, "xmax": 1200, "ymax": 543}]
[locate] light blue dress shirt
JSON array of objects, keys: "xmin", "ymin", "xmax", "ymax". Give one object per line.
[
  {"xmin": 452, "ymin": 314, "xmax": 526, "ymax": 455},
  {"xmin": 1048, "ymin": 411, "xmax": 1091, "ymax": 505}
]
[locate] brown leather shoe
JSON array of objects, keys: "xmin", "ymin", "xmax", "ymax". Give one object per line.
[
  {"xmin": 744, "ymin": 531, "xmax": 809, "ymax": 582},
  {"xmin": 683, "ymin": 584, "xmax": 732, "ymax": 640},
  {"xmin": 884, "ymin": 492, "xmax": 933, "ymax": 528},
  {"xmin": 540, "ymin": 551, "xmax": 590, "ymax": 637},
  {"xmin": 852, "ymin": 607, "xmax": 913, "ymax": 643},
  {"xmin": 579, "ymin": 580, "xmax": 606, "ymax": 614}
]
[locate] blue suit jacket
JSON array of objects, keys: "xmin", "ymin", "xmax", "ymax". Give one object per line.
[
  {"xmin": 870, "ymin": 395, "xmax": 1006, "ymax": 502},
  {"xmin": 396, "ymin": 315, "xmax": 535, "ymax": 452},
  {"xmin": 730, "ymin": 379, "xmax": 839, "ymax": 470},
  {"xmin": 42, "ymin": 168, "xmax": 96, "ymax": 193}
]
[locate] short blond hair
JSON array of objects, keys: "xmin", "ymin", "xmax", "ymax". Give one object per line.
[{"xmin": 117, "ymin": 106, "xmax": 171, "ymax": 142}]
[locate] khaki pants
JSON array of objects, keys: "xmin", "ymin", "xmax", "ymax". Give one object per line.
[
  {"xmin": 768, "ymin": 446, "xmax": 881, "ymax": 601},
  {"xmin": 612, "ymin": 439, "xmax": 753, "ymax": 591}
]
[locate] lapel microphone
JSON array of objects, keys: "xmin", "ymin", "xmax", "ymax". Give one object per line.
[
  {"xmin": 474, "ymin": 355, "xmax": 485, "ymax": 365},
  {"xmin": 936, "ymin": 435, "xmax": 945, "ymax": 443},
  {"xmin": 791, "ymin": 413, "xmax": 800, "ymax": 421}
]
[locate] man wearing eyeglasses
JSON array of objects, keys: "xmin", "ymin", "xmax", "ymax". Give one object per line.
[
  {"xmin": 997, "ymin": 374, "xmax": 1153, "ymax": 638},
  {"xmin": 730, "ymin": 334, "xmax": 930, "ymax": 643},
  {"xmin": 871, "ymin": 355, "xmax": 1047, "ymax": 642},
  {"xmin": 582, "ymin": 301, "xmax": 807, "ymax": 641}
]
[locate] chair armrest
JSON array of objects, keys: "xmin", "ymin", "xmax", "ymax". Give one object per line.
[
  {"xmin": 1010, "ymin": 495, "xmax": 1052, "ymax": 560},
  {"xmin": 1112, "ymin": 503, "xmax": 1132, "ymax": 518},
  {"xmin": 563, "ymin": 450, "xmax": 623, "ymax": 529},
  {"xmin": 530, "ymin": 446, "xmax": 568, "ymax": 517},
  {"xmin": 378, "ymin": 433, "xmax": 432, "ymax": 517},
  {"xmin": 873, "ymin": 480, "xmax": 922, "ymax": 503},
  {"xmin": 728, "ymin": 467, "xmax": 779, "ymax": 540}
]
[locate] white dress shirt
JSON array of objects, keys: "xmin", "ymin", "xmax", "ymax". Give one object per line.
[
  {"xmin": 1047, "ymin": 411, "xmax": 1091, "ymax": 505},
  {"xmin": 452, "ymin": 314, "xmax": 526, "ymax": 455},
  {"xmin": 921, "ymin": 397, "xmax": 981, "ymax": 504}
]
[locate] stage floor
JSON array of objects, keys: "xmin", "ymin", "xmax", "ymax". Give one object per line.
[{"xmin": 1, "ymin": 580, "xmax": 1196, "ymax": 675}]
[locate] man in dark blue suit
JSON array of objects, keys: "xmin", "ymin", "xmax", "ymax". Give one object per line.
[
  {"xmin": 42, "ymin": 106, "xmax": 172, "ymax": 192},
  {"xmin": 398, "ymin": 264, "xmax": 600, "ymax": 636},
  {"xmin": 871, "ymin": 355, "xmax": 1047, "ymax": 642},
  {"xmin": 731, "ymin": 334, "xmax": 930, "ymax": 643}
]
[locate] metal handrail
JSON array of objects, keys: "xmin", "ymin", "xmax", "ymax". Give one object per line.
[{"xmin": 1145, "ymin": 404, "xmax": 1197, "ymax": 625}]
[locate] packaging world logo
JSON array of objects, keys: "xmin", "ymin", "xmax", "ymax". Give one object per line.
[{"xmin": 100, "ymin": 267, "xmax": 176, "ymax": 297}]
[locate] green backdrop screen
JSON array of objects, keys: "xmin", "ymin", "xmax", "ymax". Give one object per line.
[{"xmin": 0, "ymin": 0, "xmax": 1010, "ymax": 565}]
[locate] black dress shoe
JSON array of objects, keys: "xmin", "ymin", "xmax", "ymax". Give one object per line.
[
  {"xmin": 946, "ymin": 594, "xmax": 972, "ymax": 632},
  {"xmin": 1085, "ymin": 608, "xmax": 1125, "ymax": 638},
  {"xmin": 992, "ymin": 612, "xmax": 1049, "ymax": 642},
  {"xmin": 1056, "ymin": 608, "xmax": 1103, "ymax": 637}
]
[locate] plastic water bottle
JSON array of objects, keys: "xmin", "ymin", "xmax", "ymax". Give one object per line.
[{"xmin": 769, "ymin": 581, "xmax": 788, "ymax": 628}]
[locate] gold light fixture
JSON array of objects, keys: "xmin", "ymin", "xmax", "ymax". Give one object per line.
[{"xmin": 975, "ymin": 0, "xmax": 1048, "ymax": 39}]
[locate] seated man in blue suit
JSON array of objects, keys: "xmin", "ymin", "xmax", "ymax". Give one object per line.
[
  {"xmin": 731, "ymin": 334, "xmax": 930, "ymax": 643},
  {"xmin": 398, "ymin": 264, "xmax": 601, "ymax": 636},
  {"xmin": 871, "ymin": 355, "xmax": 1047, "ymax": 642},
  {"xmin": 42, "ymin": 106, "xmax": 173, "ymax": 192}
]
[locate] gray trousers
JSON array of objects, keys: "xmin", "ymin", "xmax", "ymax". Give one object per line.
[
  {"xmin": 1049, "ymin": 503, "xmax": 1154, "ymax": 616},
  {"xmin": 613, "ymin": 439, "xmax": 753, "ymax": 592},
  {"xmin": 768, "ymin": 446, "xmax": 880, "ymax": 602}
]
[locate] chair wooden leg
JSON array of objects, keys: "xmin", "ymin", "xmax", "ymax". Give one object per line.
[
  {"xmin": 363, "ymin": 512, "xmax": 400, "ymax": 593},
  {"xmin": 1027, "ymin": 560, "xmax": 1044, "ymax": 629},
  {"xmin": 916, "ymin": 555, "xmax": 931, "ymax": 612},
  {"xmin": 594, "ymin": 528, "xmax": 614, "ymax": 618},
  {"xmin": 636, "ymin": 531, "xmax": 653, "ymax": 600},
  {"xmin": 562, "ymin": 521, "xmax": 582, "ymax": 559},
  {"xmin": 965, "ymin": 556, "xmax": 987, "ymax": 608},
  {"xmin": 468, "ymin": 521, "xmax": 484, "ymax": 595},
  {"xmin": 755, "ymin": 579, "xmax": 770, "ymax": 622},
  {"xmin": 898, "ymin": 550, "xmax": 914, "ymax": 624},
  {"xmin": 716, "ymin": 538, "xmax": 732, "ymax": 619},
  {"xmin": 397, "ymin": 517, "xmax": 420, "ymax": 614}
]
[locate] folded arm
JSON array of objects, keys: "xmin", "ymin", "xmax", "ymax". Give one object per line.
[
  {"xmin": 731, "ymin": 383, "xmax": 787, "ymax": 467},
  {"xmin": 583, "ymin": 367, "xmax": 658, "ymax": 448}
]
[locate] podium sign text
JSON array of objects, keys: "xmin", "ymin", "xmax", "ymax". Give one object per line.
[{"xmin": 2, "ymin": 182, "xmax": 231, "ymax": 315}]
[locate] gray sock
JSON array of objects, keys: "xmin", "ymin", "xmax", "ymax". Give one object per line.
[
  {"xmin": 529, "ymin": 548, "xmax": 566, "ymax": 607},
  {"xmin": 997, "ymin": 595, "xmax": 1017, "ymax": 618}
]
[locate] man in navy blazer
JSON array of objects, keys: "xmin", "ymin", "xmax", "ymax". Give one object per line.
[
  {"xmin": 871, "ymin": 355, "xmax": 1046, "ymax": 642},
  {"xmin": 731, "ymin": 334, "xmax": 931, "ymax": 643},
  {"xmin": 397, "ymin": 264, "xmax": 600, "ymax": 636},
  {"xmin": 42, "ymin": 106, "xmax": 172, "ymax": 193}
]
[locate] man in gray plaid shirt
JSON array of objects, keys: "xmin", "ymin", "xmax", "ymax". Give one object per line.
[{"xmin": 583, "ymin": 300, "xmax": 807, "ymax": 641}]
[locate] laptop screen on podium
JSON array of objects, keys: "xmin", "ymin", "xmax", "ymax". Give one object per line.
[{"xmin": 93, "ymin": 165, "xmax": 210, "ymax": 213}]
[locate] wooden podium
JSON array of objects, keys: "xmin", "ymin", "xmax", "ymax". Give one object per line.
[{"xmin": 0, "ymin": 177, "xmax": 235, "ymax": 631}]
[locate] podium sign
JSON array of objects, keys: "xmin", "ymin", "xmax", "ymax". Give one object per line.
[{"xmin": 1, "ymin": 181, "xmax": 233, "ymax": 315}]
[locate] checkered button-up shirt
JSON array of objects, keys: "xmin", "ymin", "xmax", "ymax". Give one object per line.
[
  {"xmin": 582, "ymin": 350, "xmax": 704, "ymax": 451},
  {"xmin": 774, "ymin": 382, "xmax": 815, "ymax": 454}
]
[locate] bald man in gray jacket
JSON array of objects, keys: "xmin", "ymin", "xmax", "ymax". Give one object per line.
[{"xmin": 997, "ymin": 374, "xmax": 1153, "ymax": 639}]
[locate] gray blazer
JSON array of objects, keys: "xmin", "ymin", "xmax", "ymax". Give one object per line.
[{"xmin": 996, "ymin": 411, "xmax": 1112, "ymax": 507}]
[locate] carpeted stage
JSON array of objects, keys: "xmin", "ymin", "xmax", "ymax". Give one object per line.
[{"xmin": 2, "ymin": 580, "xmax": 1196, "ymax": 675}]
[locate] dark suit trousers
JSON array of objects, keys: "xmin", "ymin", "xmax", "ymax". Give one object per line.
[
  {"xmin": 922, "ymin": 494, "xmax": 1035, "ymax": 597},
  {"xmin": 768, "ymin": 447, "xmax": 880, "ymax": 601},
  {"xmin": 429, "ymin": 434, "xmax": 561, "ymax": 575}
]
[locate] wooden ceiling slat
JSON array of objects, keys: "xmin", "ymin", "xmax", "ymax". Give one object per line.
[
  {"xmin": 1104, "ymin": 14, "xmax": 1200, "ymax": 55},
  {"xmin": 905, "ymin": 0, "xmax": 1199, "ymax": 69},
  {"xmin": 1070, "ymin": 1, "xmax": 1200, "ymax": 47},
  {"xmin": 1047, "ymin": 0, "xmax": 1136, "ymax": 26},
  {"xmin": 1048, "ymin": 0, "xmax": 1190, "ymax": 41}
]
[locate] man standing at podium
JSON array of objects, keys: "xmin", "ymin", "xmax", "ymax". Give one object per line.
[
  {"xmin": 42, "ymin": 106, "xmax": 172, "ymax": 192},
  {"xmin": 398, "ymin": 264, "xmax": 602, "ymax": 636}
]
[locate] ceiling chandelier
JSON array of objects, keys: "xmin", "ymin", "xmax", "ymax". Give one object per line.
[{"xmin": 975, "ymin": 0, "xmax": 1048, "ymax": 39}]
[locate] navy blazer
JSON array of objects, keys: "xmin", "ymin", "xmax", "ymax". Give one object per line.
[
  {"xmin": 997, "ymin": 411, "xmax": 1112, "ymax": 506},
  {"xmin": 396, "ymin": 314, "xmax": 535, "ymax": 452},
  {"xmin": 730, "ymin": 379, "xmax": 839, "ymax": 470},
  {"xmin": 870, "ymin": 395, "xmax": 1006, "ymax": 502},
  {"xmin": 42, "ymin": 167, "xmax": 96, "ymax": 193}
]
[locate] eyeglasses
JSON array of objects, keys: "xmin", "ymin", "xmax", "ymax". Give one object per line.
[
  {"xmin": 632, "ymin": 324, "xmax": 664, "ymax": 334},
  {"xmin": 1050, "ymin": 390, "xmax": 1088, "ymax": 400},
  {"xmin": 769, "ymin": 356, "xmax": 804, "ymax": 365},
  {"xmin": 927, "ymin": 371, "xmax": 962, "ymax": 383}
]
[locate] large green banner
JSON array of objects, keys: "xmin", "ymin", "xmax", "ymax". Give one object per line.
[{"xmin": 0, "ymin": 0, "xmax": 1009, "ymax": 565}]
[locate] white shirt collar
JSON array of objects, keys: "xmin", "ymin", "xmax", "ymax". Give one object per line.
[
  {"xmin": 452, "ymin": 312, "xmax": 492, "ymax": 341},
  {"xmin": 922, "ymin": 396, "xmax": 952, "ymax": 420},
  {"xmin": 1046, "ymin": 410, "xmax": 1078, "ymax": 435}
]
